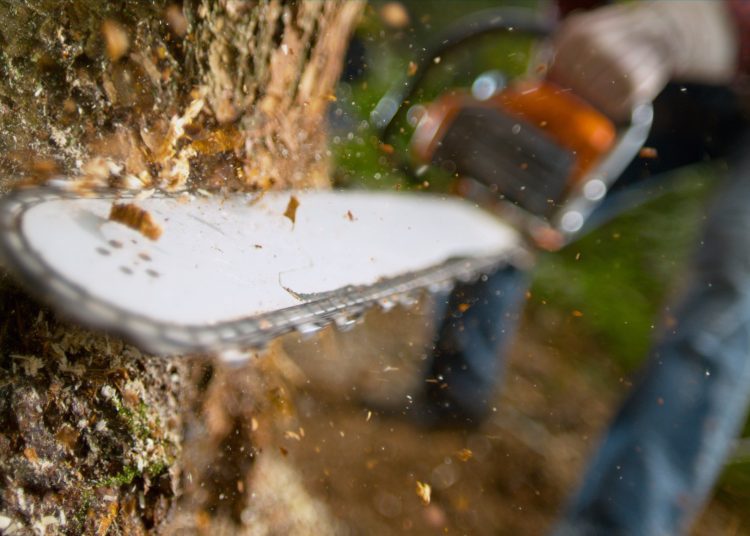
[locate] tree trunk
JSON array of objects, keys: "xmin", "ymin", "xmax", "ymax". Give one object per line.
[{"xmin": 0, "ymin": 1, "xmax": 363, "ymax": 533}]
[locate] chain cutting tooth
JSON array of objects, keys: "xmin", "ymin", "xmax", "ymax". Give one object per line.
[
  {"xmin": 427, "ymin": 280, "xmax": 454, "ymax": 294},
  {"xmin": 333, "ymin": 317, "xmax": 357, "ymax": 332},
  {"xmin": 391, "ymin": 293, "xmax": 410, "ymax": 308},
  {"xmin": 295, "ymin": 321, "xmax": 328, "ymax": 339},
  {"xmin": 333, "ymin": 313, "xmax": 362, "ymax": 332},
  {"xmin": 377, "ymin": 297, "xmax": 397, "ymax": 312},
  {"xmin": 217, "ymin": 347, "xmax": 256, "ymax": 365},
  {"xmin": 456, "ymin": 269, "xmax": 479, "ymax": 284}
]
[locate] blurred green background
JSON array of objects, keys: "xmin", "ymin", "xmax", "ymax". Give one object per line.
[{"xmin": 329, "ymin": 0, "xmax": 750, "ymax": 519}]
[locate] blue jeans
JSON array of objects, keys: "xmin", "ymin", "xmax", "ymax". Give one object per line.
[
  {"xmin": 424, "ymin": 84, "xmax": 750, "ymax": 533},
  {"xmin": 424, "ymin": 265, "xmax": 530, "ymax": 427}
]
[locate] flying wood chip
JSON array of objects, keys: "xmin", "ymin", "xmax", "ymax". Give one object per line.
[
  {"xmin": 416, "ymin": 481, "xmax": 431, "ymax": 505},
  {"xmin": 456, "ymin": 448, "xmax": 473, "ymax": 462},
  {"xmin": 108, "ymin": 202, "xmax": 163, "ymax": 240},
  {"xmin": 101, "ymin": 19, "xmax": 130, "ymax": 62},
  {"xmin": 283, "ymin": 195, "xmax": 300, "ymax": 225}
]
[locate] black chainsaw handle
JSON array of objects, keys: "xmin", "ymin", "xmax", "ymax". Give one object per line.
[{"xmin": 369, "ymin": 7, "xmax": 556, "ymax": 143}]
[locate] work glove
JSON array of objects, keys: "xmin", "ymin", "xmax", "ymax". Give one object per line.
[{"xmin": 549, "ymin": 1, "xmax": 738, "ymax": 122}]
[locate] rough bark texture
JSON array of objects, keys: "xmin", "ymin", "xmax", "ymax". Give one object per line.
[{"xmin": 0, "ymin": 1, "xmax": 363, "ymax": 534}]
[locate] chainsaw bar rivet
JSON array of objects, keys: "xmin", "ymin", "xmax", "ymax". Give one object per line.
[
  {"xmin": 561, "ymin": 211, "xmax": 584, "ymax": 233},
  {"xmin": 583, "ymin": 179, "xmax": 607, "ymax": 201}
]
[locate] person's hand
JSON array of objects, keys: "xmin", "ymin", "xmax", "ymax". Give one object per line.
[{"xmin": 548, "ymin": 1, "xmax": 738, "ymax": 122}]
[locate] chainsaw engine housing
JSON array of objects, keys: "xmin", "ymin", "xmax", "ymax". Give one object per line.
[{"xmin": 410, "ymin": 81, "xmax": 616, "ymax": 224}]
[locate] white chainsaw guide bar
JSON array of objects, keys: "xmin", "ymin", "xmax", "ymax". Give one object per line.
[{"xmin": 0, "ymin": 187, "xmax": 527, "ymax": 356}]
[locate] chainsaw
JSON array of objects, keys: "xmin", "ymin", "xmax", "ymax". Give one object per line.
[{"xmin": 0, "ymin": 8, "xmax": 652, "ymax": 359}]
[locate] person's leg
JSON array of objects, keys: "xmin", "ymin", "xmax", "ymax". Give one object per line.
[
  {"xmin": 420, "ymin": 265, "xmax": 530, "ymax": 427},
  {"xmin": 557, "ymin": 139, "xmax": 750, "ymax": 535}
]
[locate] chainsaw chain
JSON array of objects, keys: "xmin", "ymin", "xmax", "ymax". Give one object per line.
[{"xmin": 0, "ymin": 187, "xmax": 528, "ymax": 359}]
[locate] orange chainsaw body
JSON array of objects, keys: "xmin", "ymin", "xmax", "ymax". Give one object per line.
[{"xmin": 411, "ymin": 80, "xmax": 616, "ymax": 191}]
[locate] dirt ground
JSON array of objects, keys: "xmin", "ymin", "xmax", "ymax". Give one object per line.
[{"xmin": 276, "ymin": 298, "xmax": 748, "ymax": 535}]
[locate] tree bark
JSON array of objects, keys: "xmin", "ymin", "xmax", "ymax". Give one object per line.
[{"xmin": 0, "ymin": 1, "xmax": 363, "ymax": 533}]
